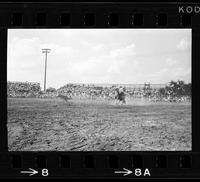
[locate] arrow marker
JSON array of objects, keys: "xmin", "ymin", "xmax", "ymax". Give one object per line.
[
  {"xmin": 21, "ymin": 168, "xmax": 38, "ymax": 176},
  {"xmin": 115, "ymin": 168, "xmax": 133, "ymax": 176}
]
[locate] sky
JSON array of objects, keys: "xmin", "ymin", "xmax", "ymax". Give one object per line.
[{"xmin": 7, "ymin": 29, "xmax": 191, "ymax": 89}]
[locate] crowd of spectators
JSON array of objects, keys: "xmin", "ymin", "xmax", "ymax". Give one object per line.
[
  {"xmin": 7, "ymin": 81, "xmax": 41, "ymax": 98},
  {"xmin": 7, "ymin": 80, "xmax": 191, "ymax": 102}
]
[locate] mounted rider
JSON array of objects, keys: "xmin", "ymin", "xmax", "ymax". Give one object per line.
[{"xmin": 115, "ymin": 86, "xmax": 126, "ymax": 104}]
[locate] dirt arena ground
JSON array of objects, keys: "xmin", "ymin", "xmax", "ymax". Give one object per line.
[{"xmin": 7, "ymin": 97, "xmax": 191, "ymax": 151}]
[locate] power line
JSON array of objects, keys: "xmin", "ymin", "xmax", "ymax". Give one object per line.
[{"xmin": 42, "ymin": 48, "xmax": 51, "ymax": 92}]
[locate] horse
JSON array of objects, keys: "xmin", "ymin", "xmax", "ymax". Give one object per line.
[{"xmin": 114, "ymin": 87, "xmax": 126, "ymax": 105}]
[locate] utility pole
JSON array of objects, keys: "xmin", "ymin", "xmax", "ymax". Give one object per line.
[{"xmin": 42, "ymin": 48, "xmax": 51, "ymax": 92}]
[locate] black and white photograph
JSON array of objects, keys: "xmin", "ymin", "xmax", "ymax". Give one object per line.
[{"xmin": 7, "ymin": 29, "xmax": 191, "ymax": 151}]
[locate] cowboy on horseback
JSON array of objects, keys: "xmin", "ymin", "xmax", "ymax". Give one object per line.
[{"xmin": 114, "ymin": 86, "xmax": 126, "ymax": 104}]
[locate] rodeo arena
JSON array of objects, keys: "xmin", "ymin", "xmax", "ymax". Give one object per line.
[{"xmin": 7, "ymin": 80, "xmax": 191, "ymax": 151}]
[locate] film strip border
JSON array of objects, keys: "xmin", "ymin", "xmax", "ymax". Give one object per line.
[
  {"xmin": 0, "ymin": 152, "xmax": 200, "ymax": 178},
  {"xmin": 0, "ymin": 3, "xmax": 199, "ymax": 27},
  {"xmin": 1, "ymin": 2, "xmax": 200, "ymax": 178}
]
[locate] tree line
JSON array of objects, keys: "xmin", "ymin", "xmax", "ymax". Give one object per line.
[{"xmin": 159, "ymin": 80, "xmax": 191, "ymax": 97}]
